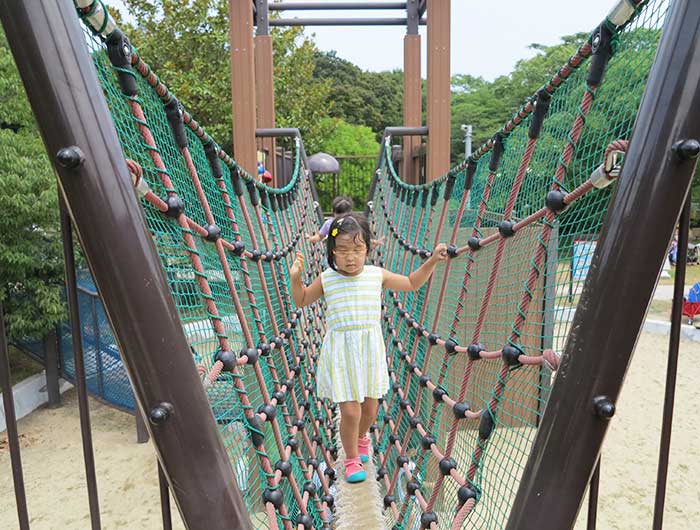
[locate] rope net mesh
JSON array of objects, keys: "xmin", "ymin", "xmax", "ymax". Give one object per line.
[{"xmin": 68, "ymin": 0, "xmax": 670, "ymax": 528}]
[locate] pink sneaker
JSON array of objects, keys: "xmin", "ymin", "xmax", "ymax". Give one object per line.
[
  {"xmin": 358, "ymin": 436, "xmax": 371, "ymax": 464},
  {"xmin": 344, "ymin": 457, "xmax": 366, "ymax": 483}
]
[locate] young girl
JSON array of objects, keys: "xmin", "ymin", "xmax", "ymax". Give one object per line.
[
  {"xmin": 305, "ymin": 195, "xmax": 354, "ymax": 244},
  {"xmin": 290, "ymin": 214, "xmax": 447, "ymax": 483}
]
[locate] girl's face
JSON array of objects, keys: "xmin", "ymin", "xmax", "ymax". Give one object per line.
[{"xmin": 333, "ymin": 232, "xmax": 367, "ymax": 275}]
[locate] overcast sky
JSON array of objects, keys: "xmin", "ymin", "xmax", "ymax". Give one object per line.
[
  {"xmin": 112, "ymin": 0, "xmax": 620, "ymax": 80},
  {"xmin": 290, "ymin": 0, "xmax": 618, "ymax": 80}
]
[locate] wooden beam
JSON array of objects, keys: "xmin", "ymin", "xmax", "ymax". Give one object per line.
[
  {"xmin": 230, "ymin": 0, "xmax": 258, "ymax": 176},
  {"xmin": 403, "ymin": 34, "xmax": 422, "ymax": 184},
  {"xmin": 255, "ymin": 34, "xmax": 277, "ymax": 185},
  {"xmin": 426, "ymin": 0, "xmax": 451, "ymax": 180}
]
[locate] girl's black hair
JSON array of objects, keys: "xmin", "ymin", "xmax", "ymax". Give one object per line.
[
  {"xmin": 326, "ymin": 213, "xmax": 371, "ymax": 271},
  {"xmin": 331, "ymin": 195, "xmax": 353, "ymax": 215}
]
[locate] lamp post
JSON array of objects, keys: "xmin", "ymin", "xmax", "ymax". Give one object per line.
[
  {"xmin": 461, "ymin": 123, "xmax": 472, "ymax": 160},
  {"xmin": 462, "ymin": 124, "xmax": 472, "ymax": 207}
]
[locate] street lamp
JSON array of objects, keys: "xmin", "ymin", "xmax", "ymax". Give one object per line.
[
  {"xmin": 461, "ymin": 124, "xmax": 473, "ymax": 208},
  {"xmin": 460, "ymin": 124, "xmax": 472, "ymax": 160}
]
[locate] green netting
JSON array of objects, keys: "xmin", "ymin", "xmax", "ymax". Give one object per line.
[
  {"xmin": 73, "ymin": 0, "xmax": 670, "ymax": 528},
  {"xmin": 370, "ymin": 2, "xmax": 670, "ymax": 529}
]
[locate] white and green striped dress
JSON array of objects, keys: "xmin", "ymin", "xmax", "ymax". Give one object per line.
[{"xmin": 317, "ymin": 265, "xmax": 390, "ymax": 402}]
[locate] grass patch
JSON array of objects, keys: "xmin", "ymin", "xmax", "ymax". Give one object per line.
[
  {"xmin": 647, "ymin": 300, "xmax": 672, "ymax": 321},
  {"xmin": 658, "ymin": 264, "xmax": 700, "ymax": 286},
  {"xmin": 7, "ymin": 345, "xmax": 44, "ymax": 386}
]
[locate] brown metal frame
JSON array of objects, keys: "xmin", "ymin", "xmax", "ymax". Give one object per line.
[
  {"xmin": 242, "ymin": 1, "xmax": 442, "ymax": 188},
  {"xmin": 0, "ymin": 1, "xmax": 252, "ymax": 529},
  {"xmin": 254, "ymin": 0, "xmax": 277, "ymax": 185},
  {"xmin": 231, "ymin": 0, "xmax": 259, "ymax": 177},
  {"xmin": 426, "ymin": 0, "xmax": 451, "ymax": 180},
  {"xmin": 506, "ymin": 1, "xmax": 700, "ymax": 528}
]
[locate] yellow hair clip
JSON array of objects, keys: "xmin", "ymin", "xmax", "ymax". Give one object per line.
[{"xmin": 331, "ymin": 227, "xmax": 339, "ymax": 237}]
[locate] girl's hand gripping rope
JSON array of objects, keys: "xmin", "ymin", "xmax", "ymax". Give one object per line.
[
  {"xmin": 429, "ymin": 243, "xmax": 449, "ymax": 263},
  {"xmin": 290, "ymin": 252, "xmax": 305, "ymax": 282}
]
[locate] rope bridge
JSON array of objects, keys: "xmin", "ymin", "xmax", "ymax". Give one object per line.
[{"xmin": 57, "ymin": 0, "xmax": 669, "ymax": 528}]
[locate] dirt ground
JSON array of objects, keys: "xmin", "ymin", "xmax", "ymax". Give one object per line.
[{"xmin": 1, "ymin": 331, "xmax": 699, "ymax": 529}]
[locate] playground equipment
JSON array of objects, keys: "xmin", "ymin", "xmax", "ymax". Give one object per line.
[{"xmin": 1, "ymin": 0, "xmax": 699, "ymax": 529}]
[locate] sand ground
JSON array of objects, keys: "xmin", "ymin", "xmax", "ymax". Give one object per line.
[{"xmin": 1, "ymin": 331, "xmax": 699, "ymax": 530}]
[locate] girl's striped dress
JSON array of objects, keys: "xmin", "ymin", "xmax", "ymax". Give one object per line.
[{"xmin": 316, "ymin": 265, "xmax": 390, "ymax": 402}]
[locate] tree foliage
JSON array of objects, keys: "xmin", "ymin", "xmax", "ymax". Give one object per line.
[
  {"xmin": 451, "ymin": 33, "xmax": 590, "ymax": 162},
  {"xmin": 120, "ymin": 0, "xmax": 332, "ymax": 153},
  {"xmin": 0, "ymin": 29, "xmax": 64, "ymax": 340},
  {"xmin": 313, "ymin": 51, "xmax": 404, "ymax": 142}
]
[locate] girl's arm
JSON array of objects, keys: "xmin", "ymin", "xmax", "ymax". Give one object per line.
[
  {"xmin": 382, "ymin": 243, "xmax": 448, "ymax": 292},
  {"xmin": 290, "ymin": 252, "xmax": 324, "ymax": 307},
  {"xmin": 305, "ymin": 232, "xmax": 324, "ymax": 244}
]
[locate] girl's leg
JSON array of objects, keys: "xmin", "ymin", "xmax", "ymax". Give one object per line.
[
  {"xmin": 338, "ymin": 401, "xmax": 362, "ymax": 459},
  {"xmin": 357, "ymin": 398, "xmax": 379, "ymax": 463},
  {"xmin": 359, "ymin": 398, "xmax": 379, "ymax": 436}
]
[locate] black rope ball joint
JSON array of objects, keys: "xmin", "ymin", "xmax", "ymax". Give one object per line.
[
  {"xmin": 498, "ymin": 220, "xmax": 515, "ymax": 238},
  {"xmin": 249, "ymin": 249, "xmax": 262, "ymax": 261},
  {"xmin": 231, "ymin": 240, "xmax": 246, "ymax": 256},
  {"xmin": 419, "ymin": 374, "xmax": 431, "ymax": 387},
  {"xmin": 241, "ymin": 347, "xmax": 259, "ymax": 365},
  {"xmin": 203, "ymin": 224, "xmax": 221, "ymax": 242},
  {"xmin": 453, "ymin": 401, "xmax": 471, "ymax": 419},
  {"xmin": 105, "ymin": 30, "xmax": 137, "ymax": 96},
  {"xmin": 407, "ymin": 480, "xmax": 421, "ymax": 496},
  {"xmin": 397, "ymin": 455, "xmax": 409, "ymax": 468},
  {"xmin": 439, "ymin": 457, "xmax": 457, "ymax": 476},
  {"xmin": 546, "ymin": 189, "xmax": 568, "ymax": 213},
  {"xmin": 164, "ymin": 97, "xmax": 188, "ymax": 148},
  {"xmin": 257, "ymin": 342, "xmax": 271, "ymax": 357},
  {"xmin": 272, "ymin": 390, "xmax": 285, "ymax": 402},
  {"xmin": 303, "ymin": 482, "xmax": 317, "ymax": 497},
  {"xmin": 246, "ymin": 415, "xmax": 264, "ymax": 446},
  {"xmin": 214, "ymin": 349, "xmax": 236, "ymax": 372},
  {"xmin": 275, "ymin": 459, "xmax": 292, "ymax": 477},
  {"xmin": 324, "ymin": 466, "xmax": 336, "ymax": 484},
  {"xmin": 444, "ymin": 339, "xmax": 457, "ymax": 355},
  {"xmin": 322, "ymin": 494, "xmax": 334, "ymax": 508},
  {"xmin": 432, "ymin": 386, "xmax": 448, "ymax": 403},
  {"xmin": 163, "ymin": 194, "xmax": 185, "ymax": 218},
  {"xmin": 383, "ymin": 495, "xmax": 396, "ymax": 508},
  {"xmin": 467, "ymin": 236, "xmax": 481, "ymax": 251},
  {"xmin": 502, "ymin": 344, "xmax": 524, "ymax": 367},
  {"xmin": 377, "ymin": 466, "xmax": 388, "ymax": 481},
  {"xmin": 446, "ymin": 245, "xmax": 459, "ymax": 259},
  {"xmin": 409, "ymin": 415, "xmax": 422, "ymax": 429},
  {"xmin": 286, "ymin": 436, "xmax": 299, "ymax": 451},
  {"xmin": 262, "ymin": 488, "xmax": 284, "ymax": 510},
  {"xmin": 420, "ymin": 512, "xmax": 438, "ymax": 529},
  {"xmin": 296, "ymin": 514, "xmax": 313, "ymax": 529},
  {"xmin": 458, "ymin": 485, "xmax": 479, "ymax": 507},
  {"xmin": 427, "ymin": 333, "xmax": 439, "ymax": 345},
  {"xmin": 467, "ymin": 343, "xmax": 484, "ymax": 361},
  {"xmin": 388, "ymin": 433, "xmax": 398, "ymax": 445},
  {"xmin": 257, "ymin": 403, "xmax": 277, "ymax": 422},
  {"xmin": 421, "ymin": 434, "xmax": 436, "ymax": 450},
  {"xmin": 479, "ymin": 409, "xmax": 495, "ymax": 441}
]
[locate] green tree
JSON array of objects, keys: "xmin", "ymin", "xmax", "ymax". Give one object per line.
[
  {"xmin": 318, "ymin": 118, "xmax": 378, "ymax": 156},
  {"xmin": 0, "ymin": 29, "xmax": 64, "ymax": 340},
  {"xmin": 451, "ymin": 33, "xmax": 589, "ymax": 162},
  {"xmin": 313, "ymin": 51, "xmax": 404, "ymax": 140},
  {"xmin": 121, "ymin": 0, "xmax": 331, "ymax": 153}
]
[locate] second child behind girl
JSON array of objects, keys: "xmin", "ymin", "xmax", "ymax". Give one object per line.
[{"xmin": 290, "ymin": 214, "xmax": 447, "ymax": 483}]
